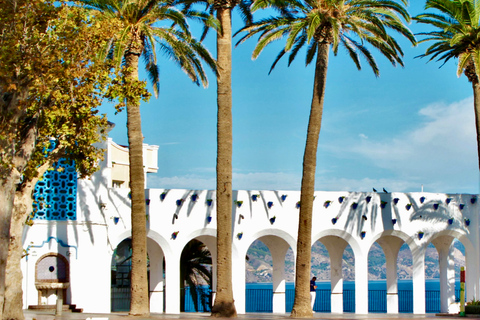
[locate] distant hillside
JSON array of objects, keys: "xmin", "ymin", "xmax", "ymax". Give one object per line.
[{"xmin": 246, "ymin": 239, "xmax": 466, "ymax": 283}]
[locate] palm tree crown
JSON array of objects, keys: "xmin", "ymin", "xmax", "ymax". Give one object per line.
[
  {"xmin": 415, "ymin": 0, "xmax": 480, "ymax": 80},
  {"xmin": 415, "ymin": 0, "xmax": 480, "ymax": 174},
  {"xmin": 237, "ymin": 0, "xmax": 415, "ymax": 75},
  {"xmin": 79, "ymin": 0, "xmax": 216, "ymax": 94}
]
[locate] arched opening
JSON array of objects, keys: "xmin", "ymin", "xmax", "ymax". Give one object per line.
[
  {"xmin": 314, "ymin": 235, "xmax": 355, "ymax": 313},
  {"xmin": 368, "ymin": 242, "xmax": 387, "ymax": 313},
  {"xmin": 111, "ymin": 238, "xmax": 152, "ymax": 312},
  {"xmin": 342, "ymin": 245, "xmax": 355, "ymax": 312},
  {"xmin": 245, "ymin": 237, "xmax": 292, "ymax": 313},
  {"xmin": 111, "ymin": 239, "xmax": 133, "ymax": 312},
  {"xmin": 180, "ymin": 239, "xmax": 212, "ymax": 312},
  {"xmin": 426, "ymin": 237, "xmax": 466, "ymax": 313},
  {"xmin": 425, "ymin": 242, "xmax": 440, "ymax": 313},
  {"xmin": 35, "ymin": 253, "xmax": 70, "ymax": 306},
  {"xmin": 310, "ymin": 241, "xmax": 330, "ymax": 312}
]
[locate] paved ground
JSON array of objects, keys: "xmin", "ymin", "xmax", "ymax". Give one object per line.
[{"xmin": 23, "ymin": 310, "xmax": 480, "ymax": 320}]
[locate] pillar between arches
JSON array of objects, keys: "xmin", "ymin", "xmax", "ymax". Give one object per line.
[
  {"xmin": 355, "ymin": 253, "xmax": 368, "ymax": 314},
  {"xmin": 164, "ymin": 251, "xmax": 181, "ymax": 314},
  {"xmin": 377, "ymin": 236, "xmax": 404, "ymax": 314},
  {"xmin": 261, "ymin": 237, "xmax": 290, "ymax": 314},
  {"xmin": 412, "ymin": 246, "xmax": 426, "ymax": 314},
  {"xmin": 322, "ymin": 237, "xmax": 347, "ymax": 314},
  {"xmin": 432, "ymin": 236, "xmax": 455, "ymax": 314},
  {"xmin": 148, "ymin": 248, "xmax": 164, "ymax": 313}
]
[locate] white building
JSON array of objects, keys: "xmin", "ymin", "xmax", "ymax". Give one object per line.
[{"xmin": 22, "ymin": 138, "xmax": 480, "ymax": 314}]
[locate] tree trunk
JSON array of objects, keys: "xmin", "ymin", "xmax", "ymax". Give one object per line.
[
  {"xmin": 472, "ymin": 81, "xmax": 480, "ymax": 174},
  {"xmin": 124, "ymin": 41, "xmax": 150, "ymax": 316},
  {"xmin": 0, "ymin": 176, "xmax": 16, "ymax": 320},
  {"xmin": 291, "ymin": 42, "xmax": 329, "ymax": 318},
  {"xmin": 211, "ymin": 6, "xmax": 236, "ymax": 318},
  {"xmin": 3, "ymin": 168, "xmax": 45, "ymax": 320}
]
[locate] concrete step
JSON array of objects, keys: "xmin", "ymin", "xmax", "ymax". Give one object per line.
[{"xmin": 28, "ymin": 304, "xmax": 83, "ymax": 313}]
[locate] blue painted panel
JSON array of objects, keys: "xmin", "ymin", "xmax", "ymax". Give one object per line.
[{"xmin": 33, "ymin": 158, "xmax": 77, "ymax": 220}]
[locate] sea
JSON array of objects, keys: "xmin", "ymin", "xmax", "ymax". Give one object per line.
[{"xmin": 247, "ymin": 278, "xmax": 457, "ymax": 290}]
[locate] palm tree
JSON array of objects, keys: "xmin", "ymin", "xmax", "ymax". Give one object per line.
[
  {"xmin": 180, "ymin": 239, "xmax": 212, "ymax": 312},
  {"xmin": 77, "ymin": 0, "xmax": 216, "ymax": 315},
  {"xmin": 174, "ymin": 0, "xmax": 251, "ymax": 316},
  {"xmin": 236, "ymin": 0, "xmax": 415, "ymax": 316},
  {"xmin": 415, "ymin": 0, "xmax": 480, "ymax": 172}
]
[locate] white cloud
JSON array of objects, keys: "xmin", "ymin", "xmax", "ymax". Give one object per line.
[
  {"xmin": 147, "ymin": 171, "xmax": 301, "ymax": 191},
  {"xmin": 148, "ymin": 174, "xmax": 215, "ymax": 190},
  {"xmin": 232, "ymin": 172, "xmax": 301, "ymax": 190},
  {"xmin": 147, "ymin": 98, "xmax": 479, "ymax": 194},
  {"xmin": 337, "ymin": 97, "xmax": 479, "ymax": 193}
]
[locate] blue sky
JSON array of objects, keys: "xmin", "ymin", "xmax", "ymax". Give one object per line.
[{"xmin": 99, "ymin": 1, "xmax": 479, "ymax": 194}]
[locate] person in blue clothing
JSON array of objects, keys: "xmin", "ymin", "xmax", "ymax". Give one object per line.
[{"xmin": 310, "ymin": 276, "xmax": 317, "ymax": 310}]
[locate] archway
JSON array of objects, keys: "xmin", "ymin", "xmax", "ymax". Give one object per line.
[
  {"xmin": 315, "ymin": 235, "xmax": 355, "ymax": 313},
  {"xmin": 35, "ymin": 253, "xmax": 70, "ymax": 306},
  {"xmin": 111, "ymin": 238, "xmax": 133, "ymax": 312},
  {"xmin": 245, "ymin": 236, "xmax": 292, "ymax": 313},
  {"xmin": 180, "ymin": 239, "xmax": 212, "ymax": 312},
  {"xmin": 310, "ymin": 241, "xmax": 330, "ymax": 312},
  {"xmin": 111, "ymin": 238, "xmax": 161, "ymax": 312},
  {"xmin": 368, "ymin": 242, "xmax": 387, "ymax": 313},
  {"xmin": 426, "ymin": 237, "xmax": 466, "ymax": 313}
]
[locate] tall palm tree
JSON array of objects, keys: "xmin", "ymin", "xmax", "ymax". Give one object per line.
[
  {"xmin": 237, "ymin": 0, "xmax": 415, "ymax": 316},
  {"xmin": 415, "ymin": 0, "xmax": 480, "ymax": 172},
  {"xmin": 77, "ymin": 0, "xmax": 216, "ymax": 315},
  {"xmin": 175, "ymin": 0, "xmax": 251, "ymax": 316}
]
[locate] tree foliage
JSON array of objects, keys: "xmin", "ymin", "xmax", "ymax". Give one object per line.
[
  {"xmin": 0, "ymin": 1, "xmax": 121, "ymax": 318},
  {"xmin": 415, "ymin": 0, "xmax": 480, "ymax": 173}
]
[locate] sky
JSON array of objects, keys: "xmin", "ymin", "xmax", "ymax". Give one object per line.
[{"xmin": 99, "ymin": 1, "xmax": 480, "ymax": 195}]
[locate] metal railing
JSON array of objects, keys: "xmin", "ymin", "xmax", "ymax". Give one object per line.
[{"xmin": 112, "ymin": 286, "xmax": 460, "ymax": 313}]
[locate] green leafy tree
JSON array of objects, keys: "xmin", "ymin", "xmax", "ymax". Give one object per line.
[
  {"xmin": 415, "ymin": 0, "xmax": 480, "ymax": 172},
  {"xmin": 180, "ymin": 239, "xmax": 212, "ymax": 312},
  {"xmin": 76, "ymin": 0, "xmax": 216, "ymax": 315},
  {"xmin": 237, "ymin": 0, "xmax": 415, "ymax": 316},
  {"xmin": 0, "ymin": 2, "xmax": 117, "ymax": 319}
]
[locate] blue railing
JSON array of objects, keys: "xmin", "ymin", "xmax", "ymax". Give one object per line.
[{"xmin": 112, "ymin": 286, "xmax": 460, "ymax": 313}]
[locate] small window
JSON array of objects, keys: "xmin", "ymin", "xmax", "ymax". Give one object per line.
[{"xmin": 112, "ymin": 180, "xmax": 124, "ymax": 188}]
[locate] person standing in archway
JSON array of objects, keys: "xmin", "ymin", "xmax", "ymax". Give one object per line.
[{"xmin": 310, "ymin": 276, "xmax": 317, "ymax": 311}]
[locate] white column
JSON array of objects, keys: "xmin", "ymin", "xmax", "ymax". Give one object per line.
[
  {"xmin": 432, "ymin": 236, "xmax": 455, "ymax": 314},
  {"xmin": 323, "ymin": 237, "xmax": 347, "ymax": 314},
  {"xmin": 412, "ymin": 246, "xmax": 426, "ymax": 314},
  {"xmin": 164, "ymin": 251, "xmax": 181, "ymax": 314},
  {"xmin": 232, "ymin": 245, "xmax": 245, "ymax": 314},
  {"xmin": 271, "ymin": 242, "xmax": 289, "ymax": 314},
  {"xmin": 378, "ymin": 237, "xmax": 404, "ymax": 314},
  {"xmin": 148, "ymin": 245, "xmax": 164, "ymax": 313},
  {"xmin": 354, "ymin": 252, "xmax": 368, "ymax": 314}
]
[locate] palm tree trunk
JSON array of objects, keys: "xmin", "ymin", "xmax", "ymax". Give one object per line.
[
  {"xmin": 291, "ymin": 42, "xmax": 329, "ymax": 318},
  {"xmin": 211, "ymin": 6, "xmax": 236, "ymax": 318},
  {"xmin": 473, "ymin": 81, "xmax": 480, "ymax": 174},
  {"xmin": 124, "ymin": 42, "xmax": 150, "ymax": 316}
]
